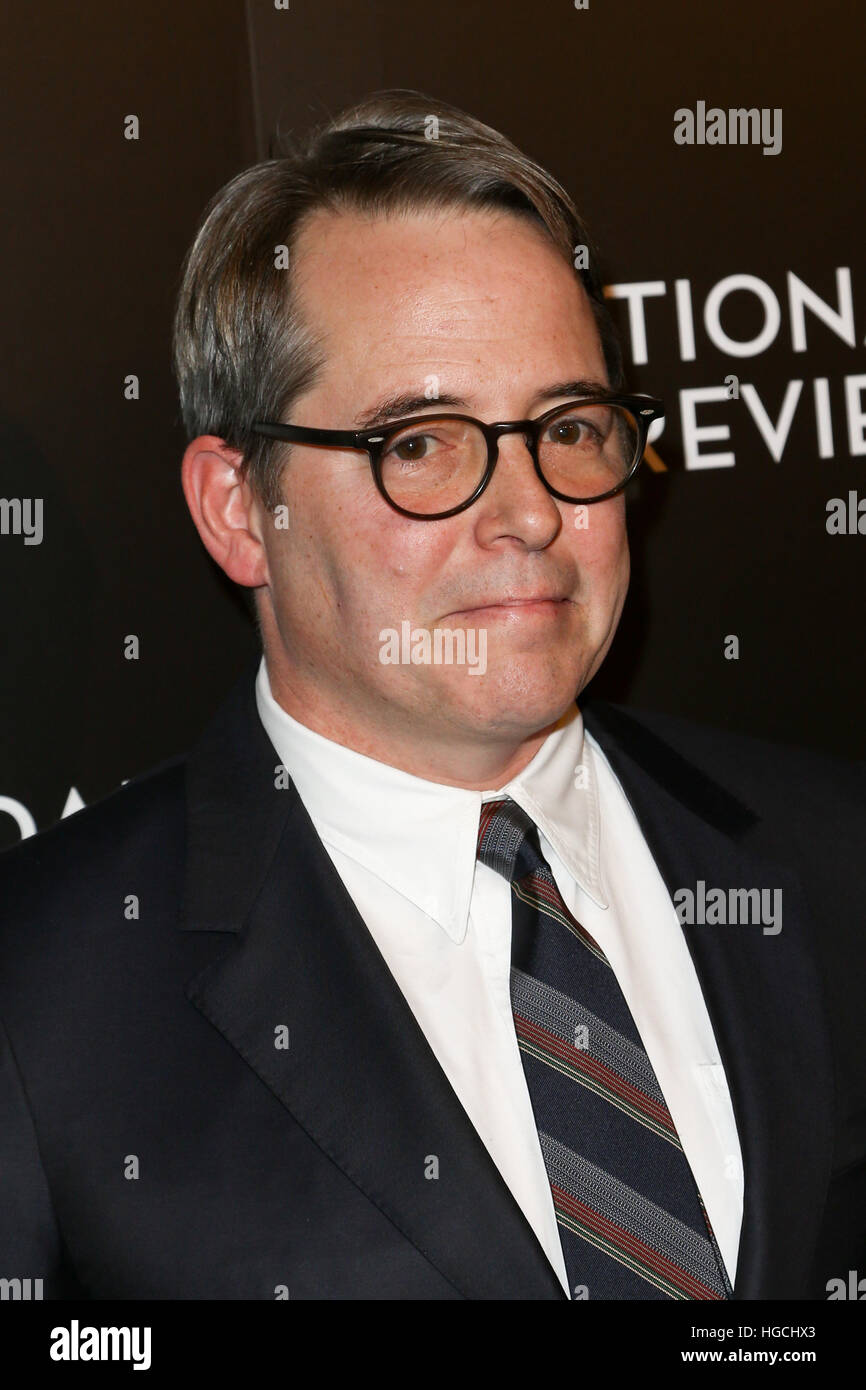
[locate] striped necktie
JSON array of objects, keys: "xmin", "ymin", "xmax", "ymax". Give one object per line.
[{"xmin": 477, "ymin": 796, "xmax": 733, "ymax": 1301}]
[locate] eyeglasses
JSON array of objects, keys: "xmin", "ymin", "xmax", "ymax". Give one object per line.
[{"xmin": 251, "ymin": 393, "xmax": 664, "ymax": 521}]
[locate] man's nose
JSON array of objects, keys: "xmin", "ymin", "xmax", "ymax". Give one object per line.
[
  {"xmin": 491, "ymin": 427, "xmax": 548, "ymax": 490},
  {"xmin": 473, "ymin": 431, "xmax": 563, "ymax": 546}
]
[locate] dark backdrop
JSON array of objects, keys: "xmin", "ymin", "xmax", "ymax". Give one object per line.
[{"xmin": 1, "ymin": 0, "xmax": 863, "ymax": 849}]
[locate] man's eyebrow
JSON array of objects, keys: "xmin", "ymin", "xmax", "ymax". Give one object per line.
[
  {"xmin": 354, "ymin": 378, "xmax": 613, "ymax": 431},
  {"xmin": 355, "ymin": 391, "xmax": 467, "ymax": 431}
]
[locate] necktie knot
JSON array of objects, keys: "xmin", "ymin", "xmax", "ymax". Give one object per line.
[{"xmin": 476, "ymin": 796, "xmax": 545, "ymax": 883}]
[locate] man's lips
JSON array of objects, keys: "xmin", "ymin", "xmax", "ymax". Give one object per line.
[{"xmin": 443, "ymin": 595, "xmax": 572, "ymax": 619}]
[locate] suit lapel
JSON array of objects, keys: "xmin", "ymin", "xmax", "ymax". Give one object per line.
[
  {"xmin": 179, "ymin": 666, "xmax": 565, "ymax": 1300},
  {"xmin": 582, "ymin": 700, "xmax": 835, "ymax": 1299}
]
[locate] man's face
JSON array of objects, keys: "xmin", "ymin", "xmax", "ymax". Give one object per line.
[{"xmin": 256, "ymin": 206, "xmax": 630, "ymax": 764}]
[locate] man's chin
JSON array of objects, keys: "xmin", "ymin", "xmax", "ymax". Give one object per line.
[{"xmin": 432, "ymin": 666, "xmax": 583, "ymax": 741}]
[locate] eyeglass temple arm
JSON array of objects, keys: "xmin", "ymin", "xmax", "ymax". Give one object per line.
[{"xmin": 252, "ymin": 421, "xmax": 372, "ymax": 447}]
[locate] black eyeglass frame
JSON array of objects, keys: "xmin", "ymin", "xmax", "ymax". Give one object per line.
[{"xmin": 250, "ymin": 392, "xmax": 665, "ymax": 521}]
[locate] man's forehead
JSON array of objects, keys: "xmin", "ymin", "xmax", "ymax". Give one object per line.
[
  {"xmin": 291, "ymin": 204, "xmax": 588, "ymax": 317},
  {"xmin": 289, "ymin": 205, "xmax": 603, "ymax": 398}
]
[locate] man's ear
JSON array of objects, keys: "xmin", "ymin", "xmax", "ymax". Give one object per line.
[{"xmin": 181, "ymin": 435, "xmax": 271, "ymax": 588}]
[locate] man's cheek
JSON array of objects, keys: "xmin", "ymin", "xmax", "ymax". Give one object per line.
[{"xmin": 584, "ymin": 524, "xmax": 627, "ymax": 580}]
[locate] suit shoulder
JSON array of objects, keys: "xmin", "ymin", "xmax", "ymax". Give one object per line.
[
  {"xmin": 584, "ymin": 698, "xmax": 865, "ymax": 825},
  {"xmin": 0, "ymin": 754, "xmax": 187, "ymax": 937}
]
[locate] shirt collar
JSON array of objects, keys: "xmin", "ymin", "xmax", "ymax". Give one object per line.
[{"xmin": 254, "ymin": 655, "xmax": 606, "ymax": 943}]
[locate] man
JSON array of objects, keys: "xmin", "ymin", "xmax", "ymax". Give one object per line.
[{"xmin": 1, "ymin": 90, "xmax": 863, "ymax": 1301}]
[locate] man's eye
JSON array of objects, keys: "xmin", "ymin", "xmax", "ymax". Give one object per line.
[
  {"xmin": 547, "ymin": 418, "xmax": 593, "ymax": 445},
  {"xmin": 384, "ymin": 431, "xmax": 446, "ymax": 464},
  {"xmin": 391, "ymin": 433, "xmax": 431, "ymax": 461}
]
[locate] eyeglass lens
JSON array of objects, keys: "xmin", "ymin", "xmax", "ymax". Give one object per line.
[{"xmin": 378, "ymin": 402, "xmax": 640, "ymax": 515}]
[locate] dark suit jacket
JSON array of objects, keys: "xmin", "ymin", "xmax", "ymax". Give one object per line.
[{"xmin": 1, "ymin": 663, "xmax": 864, "ymax": 1300}]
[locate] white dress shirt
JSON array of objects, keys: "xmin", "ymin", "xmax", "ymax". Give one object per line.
[{"xmin": 255, "ymin": 657, "xmax": 743, "ymax": 1296}]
